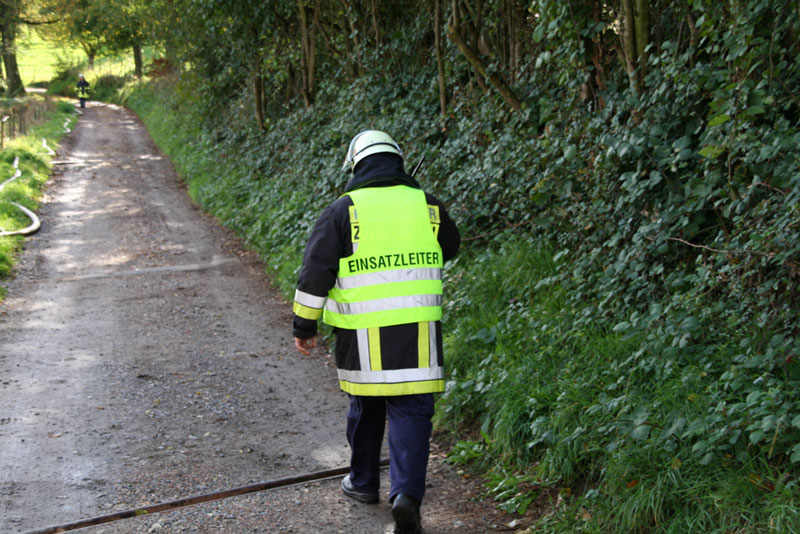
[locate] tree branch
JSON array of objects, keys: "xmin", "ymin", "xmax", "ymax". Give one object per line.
[
  {"xmin": 668, "ymin": 237, "xmax": 772, "ymax": 257},
  {"xmin": 18, "ymin": 18, "xmax": 62, "ymax": 26},
  {"xmin": 447, "ymin": 19, "xmax": 522, "ymax": 111},
  {"xmin": 747, "ymin": 181, "xmax": 789, "ymax": 196}
]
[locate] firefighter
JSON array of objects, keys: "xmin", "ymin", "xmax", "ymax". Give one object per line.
[
  {"xmin": 76, "ymin": 74, "xmax": 90, "ymax": 109},
  {"xmin": 292, "ymin": 130, "xmax": 460, "ymax": 534}
]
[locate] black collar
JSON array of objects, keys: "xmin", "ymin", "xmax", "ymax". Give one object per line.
[{"xmin": 344, "ymin": 153, "xmax": 420, "ymax": 193}]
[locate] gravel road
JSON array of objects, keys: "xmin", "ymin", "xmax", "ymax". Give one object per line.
[{"xmin": 0, "ymin": 103, "xmax": 516, "ymax": 534}]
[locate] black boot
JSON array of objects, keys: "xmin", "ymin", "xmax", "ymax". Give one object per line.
[
  {"xmin": 391, "ymin": 493, "xmax": 422, "ymax": 534},
  {"xmin": 341, "ymin": 475, "xmax": 379, "ymax": 504}
]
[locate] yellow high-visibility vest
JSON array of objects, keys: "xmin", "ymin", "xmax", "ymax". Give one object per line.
[{"xmin": 323, "ymin": 185, "xmax": 443, "ymax": 330}]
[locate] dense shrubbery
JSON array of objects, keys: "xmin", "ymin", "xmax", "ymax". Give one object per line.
[{"xmin": 124, "ymin": 1, "xmax": 799, "ymax": 531}]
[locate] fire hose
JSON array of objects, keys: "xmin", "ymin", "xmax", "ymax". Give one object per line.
[
  {"xmin": 0, "ymin": 156, "xmax": 41, "ymax": 237},
  {"xmin": 24, "ymin": 459, "xmax": 389, "ymax": 534}
]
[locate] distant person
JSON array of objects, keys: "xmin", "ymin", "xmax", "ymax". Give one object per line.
[
  {"xmin": 76, "ymin": 75, "xmax": 90, "ymax": 109},
  {"xmin": 292, "ymin": 130, "xmax": 460, "ymax": 534}
]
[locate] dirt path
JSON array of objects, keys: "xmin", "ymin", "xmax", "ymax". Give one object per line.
[{"xmin": 0, "ymin": 103, "xmax": 514, "ymax": 533}]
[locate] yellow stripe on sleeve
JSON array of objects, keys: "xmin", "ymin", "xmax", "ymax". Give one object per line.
[{"xmin": 293, "ymin": 301, "xmax": 323, "ymax": 320}]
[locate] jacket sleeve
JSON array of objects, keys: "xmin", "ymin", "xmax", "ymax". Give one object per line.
[
  {"xmin": 425, "ymin": 193, "xmax": 460, "ymax": 263},
  {"xmin": 292, "ymin": 199, "xmax": 349, "ymax": 338}
]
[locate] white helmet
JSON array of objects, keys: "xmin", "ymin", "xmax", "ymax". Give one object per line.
[{"xmin": 342, "ymin": 130, "xmax": 403, "ymax": 172}]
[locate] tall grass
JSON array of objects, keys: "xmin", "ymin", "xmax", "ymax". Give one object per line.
[{"xmin": 441, "ymin": 234, "xmax": 800, "ymax": 532}]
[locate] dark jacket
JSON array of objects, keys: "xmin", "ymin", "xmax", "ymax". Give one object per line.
[
  {"xmin": 293, "ymin": 152, "xmax": 460, "ymax": 373},
  {"xmin": 77, "ymin": 79, "xmax": 90, "ymax": 95}
]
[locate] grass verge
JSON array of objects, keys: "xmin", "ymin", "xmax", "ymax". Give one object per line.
[{"xmin": 0, "ymin": 98, "xmax": 76, "ymax": 300}]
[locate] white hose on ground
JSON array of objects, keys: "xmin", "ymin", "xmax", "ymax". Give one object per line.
[
  {"xmin": 0, "ymin": 156, "xmax": 42, "ymax": 237},
  {"xmin": 42, "ymin": 138, "xmax": 56, "ymax": 156}
]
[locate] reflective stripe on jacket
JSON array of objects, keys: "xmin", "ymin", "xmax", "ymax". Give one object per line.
[{"xmin": 336, "ymin": 321, "xmax": 444, "ymax": 395}]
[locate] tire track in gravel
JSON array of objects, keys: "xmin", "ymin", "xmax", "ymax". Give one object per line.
[{"xmin": 0, "ymin": 103, "xmax": 512, "ymax": 534}]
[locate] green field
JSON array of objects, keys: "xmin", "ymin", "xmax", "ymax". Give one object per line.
[
  {"xmin": 17, "ymin": 27, "xmax": 82, "ymax": 84},
  {"xmin": 16, "ymin": 27, "xmax": 154, "ymax": 85}
]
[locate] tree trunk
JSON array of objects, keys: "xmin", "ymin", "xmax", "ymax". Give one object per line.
[
  {"xmin": 133, "ymin": 43, "xmax": 143, "ymax": 78},
  {"xmin": 447, "ymin": 18, "xmax": 522, "ymax": 111},
  {"xmin": 0, "ymin": 15, "xmax": 24, "ymax": 97},
  {"xmin": 452, "ymin": 0, "xmax": 487, "ymax": 91},
  {"xmin": 509, "ymin": 2, "xmax": 525, "ymax": 84},
  {"xmin": 81, "ymin": 43, "xmax": 98, "ymax": 70},
  {"xmin": 468, "ymin": 0, "xmax": 488, "ymax": 90},
  {"xmin": 297, "ymin": 0, "xmax": 318, "ymax": 107},
  {"xmin": 285, "ymin": 61, "xmax": 296, "ymax": 105},
  {"xmin": 1, "ymin": 50, "xmax": 23, "ymax": 96},
  {"xmin": 634, "ymin": 0, "xmax": 650, "ymax": 73},
  {"xmin": 434, "ymin": 0, "xmax": 447, "ymax": 117},
  {"xmin": 339, "ymin": 6, "xmax": 355, "ymax": 79},
  {"xmin": 620, "ymin": 0, "xmax": 649, "ymax": 95},
  {"xmin": 620, "ymin": 0, "xmax": 637, "ymax": 94},
  {"xmin": 505, "ymin": 1, "xmax": 513, "ymax": 80},
  {"xmin": 261, "ymin": 71, "xmax": 267, "ymax": 116},
  {"xmin": 310, "ymin": 0, "xmax": 319, "ymax": 95},
  {"xmin": 254, "ymin": 71, "xmax": 264, "ymax": 131},
  {"xmin": 685, "ymin": 11, "xmax": 699, "ymax": 68},
  {"xmin": 340, "ymin": 0, "xmax": 363, "ymax": 76},
  {"xmin": 370, "ymin": 0, "xmax": 380, "ymax": 45},
  {"xmin": 588, "ymin": 0, "xmax": 607, "ymax": 108}
]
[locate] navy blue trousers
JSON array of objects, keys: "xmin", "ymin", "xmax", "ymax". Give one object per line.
[{"xmin": 346, "ymin": 393, "xmax": 434, "ymax": 503}]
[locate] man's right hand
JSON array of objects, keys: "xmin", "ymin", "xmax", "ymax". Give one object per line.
[{"xmin": 294, "ymin": 336, "xmax": 317, "ymax": 356}]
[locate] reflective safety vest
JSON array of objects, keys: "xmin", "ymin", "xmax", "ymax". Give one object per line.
[
  {"xmin": 327, "ymin": 185, "xmax": 445, "ymax": 396},
  {"xmin": 77, "ymin": 86, "xmax": 90, "ymax": 98},
  {"xmin": 323, "ymin": 185, "xmax": 443, "ymax": 329}
]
